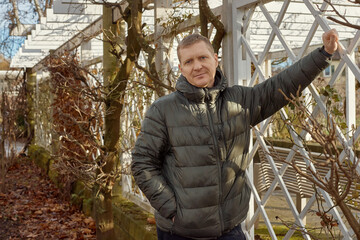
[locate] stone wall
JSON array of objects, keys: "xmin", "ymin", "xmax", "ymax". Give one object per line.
[{"xmin": 28, "ymin": 144, "xmax": 157, "ymax": 240}]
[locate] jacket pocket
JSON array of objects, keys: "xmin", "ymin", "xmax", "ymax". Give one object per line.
[{"xmin": 155, "ymin": 211, "xmax": 174, "ymax": 232}]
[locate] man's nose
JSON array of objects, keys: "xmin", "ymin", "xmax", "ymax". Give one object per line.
[{"xmin": 193, "ymin": 60, "xmax": 202, "ymax": 70}]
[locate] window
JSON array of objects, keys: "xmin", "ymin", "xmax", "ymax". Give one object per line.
[
  {"xmin": 323, "ymin": 65, "xmax": 335, "ymax": 77},
  {"xmin": 323, "ymin": 65, "xmax": 331, "ymax": 77}
]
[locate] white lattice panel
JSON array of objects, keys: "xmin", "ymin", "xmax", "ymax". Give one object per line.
[{"xmin": 230, "ymin": 0, "xmax": 359, "ymax": 239}]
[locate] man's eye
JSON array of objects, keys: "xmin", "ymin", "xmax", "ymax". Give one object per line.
[
  {"xmin": 201, "ymin": 56, "xmax": 207, "ymax": 59},
  {"xmin": 185, "ymin": 60, "xmax": 191, "ymax": 64}
]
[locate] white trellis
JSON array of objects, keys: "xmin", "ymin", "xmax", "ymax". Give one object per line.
[
  {"xmin": 10, "ymin": 1, "xmax": 102, "ymax": 68},
  {"xmin": 227, "ymin": 1, "xmax": 359, "ymax": 239},
  {"xmin": 8, "ymin": 0, "xmax": 360, "ymax": 239}
]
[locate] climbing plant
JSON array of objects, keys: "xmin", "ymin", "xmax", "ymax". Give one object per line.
[{"xmin": 271, "ymin": 85, "xmax": 360, "ymax": 239}]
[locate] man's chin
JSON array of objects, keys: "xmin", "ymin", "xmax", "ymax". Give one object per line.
[
  {"xmin": 188, "ymin": 77, "xmax": 213, "ymax": 88},
  {"xmin": 196, "ymin": 82, "xmax": 212, "ymax": 88}
]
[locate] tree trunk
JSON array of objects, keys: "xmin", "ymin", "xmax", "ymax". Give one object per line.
[
  {"xmin": 94, "ymin": 3, "xmax": 142, "ymax": 239},
  {"xmin": 198, "ymin": 0, "xmax": 225, "ymax": 54},
  {"xmin": 46, "ymin": 0, "xmax": 53, "ymax": 9},
  {"xmin": 93, "ymin": 153, "xmax": 117, "ymax": 240},
  {"xmin": 93, "ymin": 6, "xmax": 119, "ymax": 240},
  {"xmin": 199, "ymin": 3, "xmax": 208, "ymax": 38},
  {"xmin": 336, "ymin": 197, "xmax": 360, "ymax": 239},
  {"xmin": 9, "ymin": 0, "xmax": 21, "ymax": 30},
  {"xmin": 149, "ymin": 60, "xmax": 167, "ymax": 97},
  {"xmin": 94, "ymin": 189, "xmax": 114, "ymax": 239}
]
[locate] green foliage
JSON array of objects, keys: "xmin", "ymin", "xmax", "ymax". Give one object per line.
[{"xmin": 319, "ymin": 85, "xmax": 346, "ymax": 129}]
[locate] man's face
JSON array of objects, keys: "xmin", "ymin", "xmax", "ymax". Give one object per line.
[{"xmin": 178, "ymin": 41, "xmax": 218, "ymax": 88}]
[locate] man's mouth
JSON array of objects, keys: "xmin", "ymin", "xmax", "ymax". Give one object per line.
[{"xmin": 194, "ymin": 73, "xmax": 206, "ymax": 78}]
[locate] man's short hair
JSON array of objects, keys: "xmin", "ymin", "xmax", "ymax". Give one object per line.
[{"xmin": 177, "ymin": 34, "xmax": 214, "ymax": 62}]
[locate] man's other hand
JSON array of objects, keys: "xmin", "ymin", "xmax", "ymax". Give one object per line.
[{"xmin": 322, "ymin": 29, "xmax": 339, "ymax": 54}]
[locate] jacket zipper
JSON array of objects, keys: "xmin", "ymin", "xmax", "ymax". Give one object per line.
[{"xmin": 204, "ymin": 88, "xmax": 224, "ymax": 234}]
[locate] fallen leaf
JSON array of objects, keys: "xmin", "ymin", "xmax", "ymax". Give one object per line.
[
  {"xmin": 58, "ymin": 233, "xmax": 69, "ymax": 239},
  {"xmin": 26, "ymin": 233, "xmax": 38, "ymax": 238},
  {"xmin": 88, "ymin": 221, "xmax": 96, "ymax": 230},
  {"xmin": 40, "ymin": 222, "xmax": 49, "ymax": 229},
  {"xmin": 81, "ymin": 228, "xmax": 92, "ymax": 234},
  {"xmin": 83, "ymin": 217, "xmax": 94, "ymax": 224}
]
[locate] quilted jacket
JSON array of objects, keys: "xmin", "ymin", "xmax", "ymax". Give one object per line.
[{"xmin": 131, "ymin": 48, "xmax": 330, "ymax": 239}]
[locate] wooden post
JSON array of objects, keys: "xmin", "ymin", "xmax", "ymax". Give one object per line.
[
  {"xmin": 222, "ymin": 0, "xmax": 234, "ymax": 84},
  {"xmin": 296, "ymin": 193, "xmax": 307, "ymax": 225},
  {"xmin": 232, "ymin": 4, "xmax": 252, "ymax": 87},
  {"xmin": 81, "ymin": 40, "xmax": 92, "ymax": 62},
  {"xmin": 26, "ymin": 68, "xmax": 36, "ymax": 140},
  {"xmin": 154, "ymin": 0, "xmax": 172, "ymax": 96},
  {"xmin": 228, "ymin": 2, "xmax": 256, "ymax": 239},
  {"xmin": 346, "ymin": 52, "xmax": 356, "ymax": 139}
]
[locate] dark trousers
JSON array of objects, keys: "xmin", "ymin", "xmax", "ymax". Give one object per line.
[{"xmin": 157, "ymin": 225, "xmax": 247, "ymax": 240}]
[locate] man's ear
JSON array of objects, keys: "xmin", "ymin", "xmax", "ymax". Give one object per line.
[
  {"xmin": 178, "ymin": 63, "xmax": 182, "ymax": 73},
  {"xmin": 214, "ymin": 53, "xmax": 219, "ymax": 66}
]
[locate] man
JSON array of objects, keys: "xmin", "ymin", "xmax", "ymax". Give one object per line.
[{"xmin": 132, "ymin": 29, "xmax": 338, "ymax": 239}]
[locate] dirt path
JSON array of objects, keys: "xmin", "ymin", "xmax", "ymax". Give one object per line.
[{"xmin": 0, "ymin": 157, "xmax": 96, "ymax": 240}]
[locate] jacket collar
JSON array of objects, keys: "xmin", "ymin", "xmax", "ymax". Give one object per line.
[{"xmin": 175, "ymin": 68, "xmax": 227, "ymax": 103}]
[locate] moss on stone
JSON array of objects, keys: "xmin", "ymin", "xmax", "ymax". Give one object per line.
[
  {"xmin": 72, "ymin": 181, "xmax": 86, "ymax": 196},
  {"xmin": 70, "ymin": 181, "xmax": 93, "ymax": 216},
  {"xmin": 28, "ymin": 144, "xmax": 51, "ymax": 173},
  {"xmin": 113, "ymin": 197, "xmax": 156, "ymax": 240},
  {"xmin": 82, "ymin": 197, "xmax": 93, "ymax": 216},
  {"xmin": 48, "ymin": 159, "xmax": 60, "ymax": 187}
]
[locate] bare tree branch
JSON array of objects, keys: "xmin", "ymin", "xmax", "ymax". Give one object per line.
[
  {"xmin": 199, "ymin": 0, "xmax": 225, "ymax": 54},
  {"xmin": 321, "ymin": 0, "xmax": 360, "ymax": 30}
]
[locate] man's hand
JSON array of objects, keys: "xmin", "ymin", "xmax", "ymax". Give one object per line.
[{"xmin": 322, "ymin": 29, "xmax": 339, "ymax": 54}]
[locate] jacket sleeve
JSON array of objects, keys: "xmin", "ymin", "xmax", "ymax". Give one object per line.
[
  {"xmin": 131, "ymin": 104, "xmax": 176, "ymax": 219},
  {"xmin": 248, "ymin": 47, "xmax": 331, "ymax": 126}
]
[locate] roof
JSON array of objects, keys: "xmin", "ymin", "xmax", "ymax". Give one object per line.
[{"xmin": 9, "ymin": 0, "xmax": 360, "ymax": 69}]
